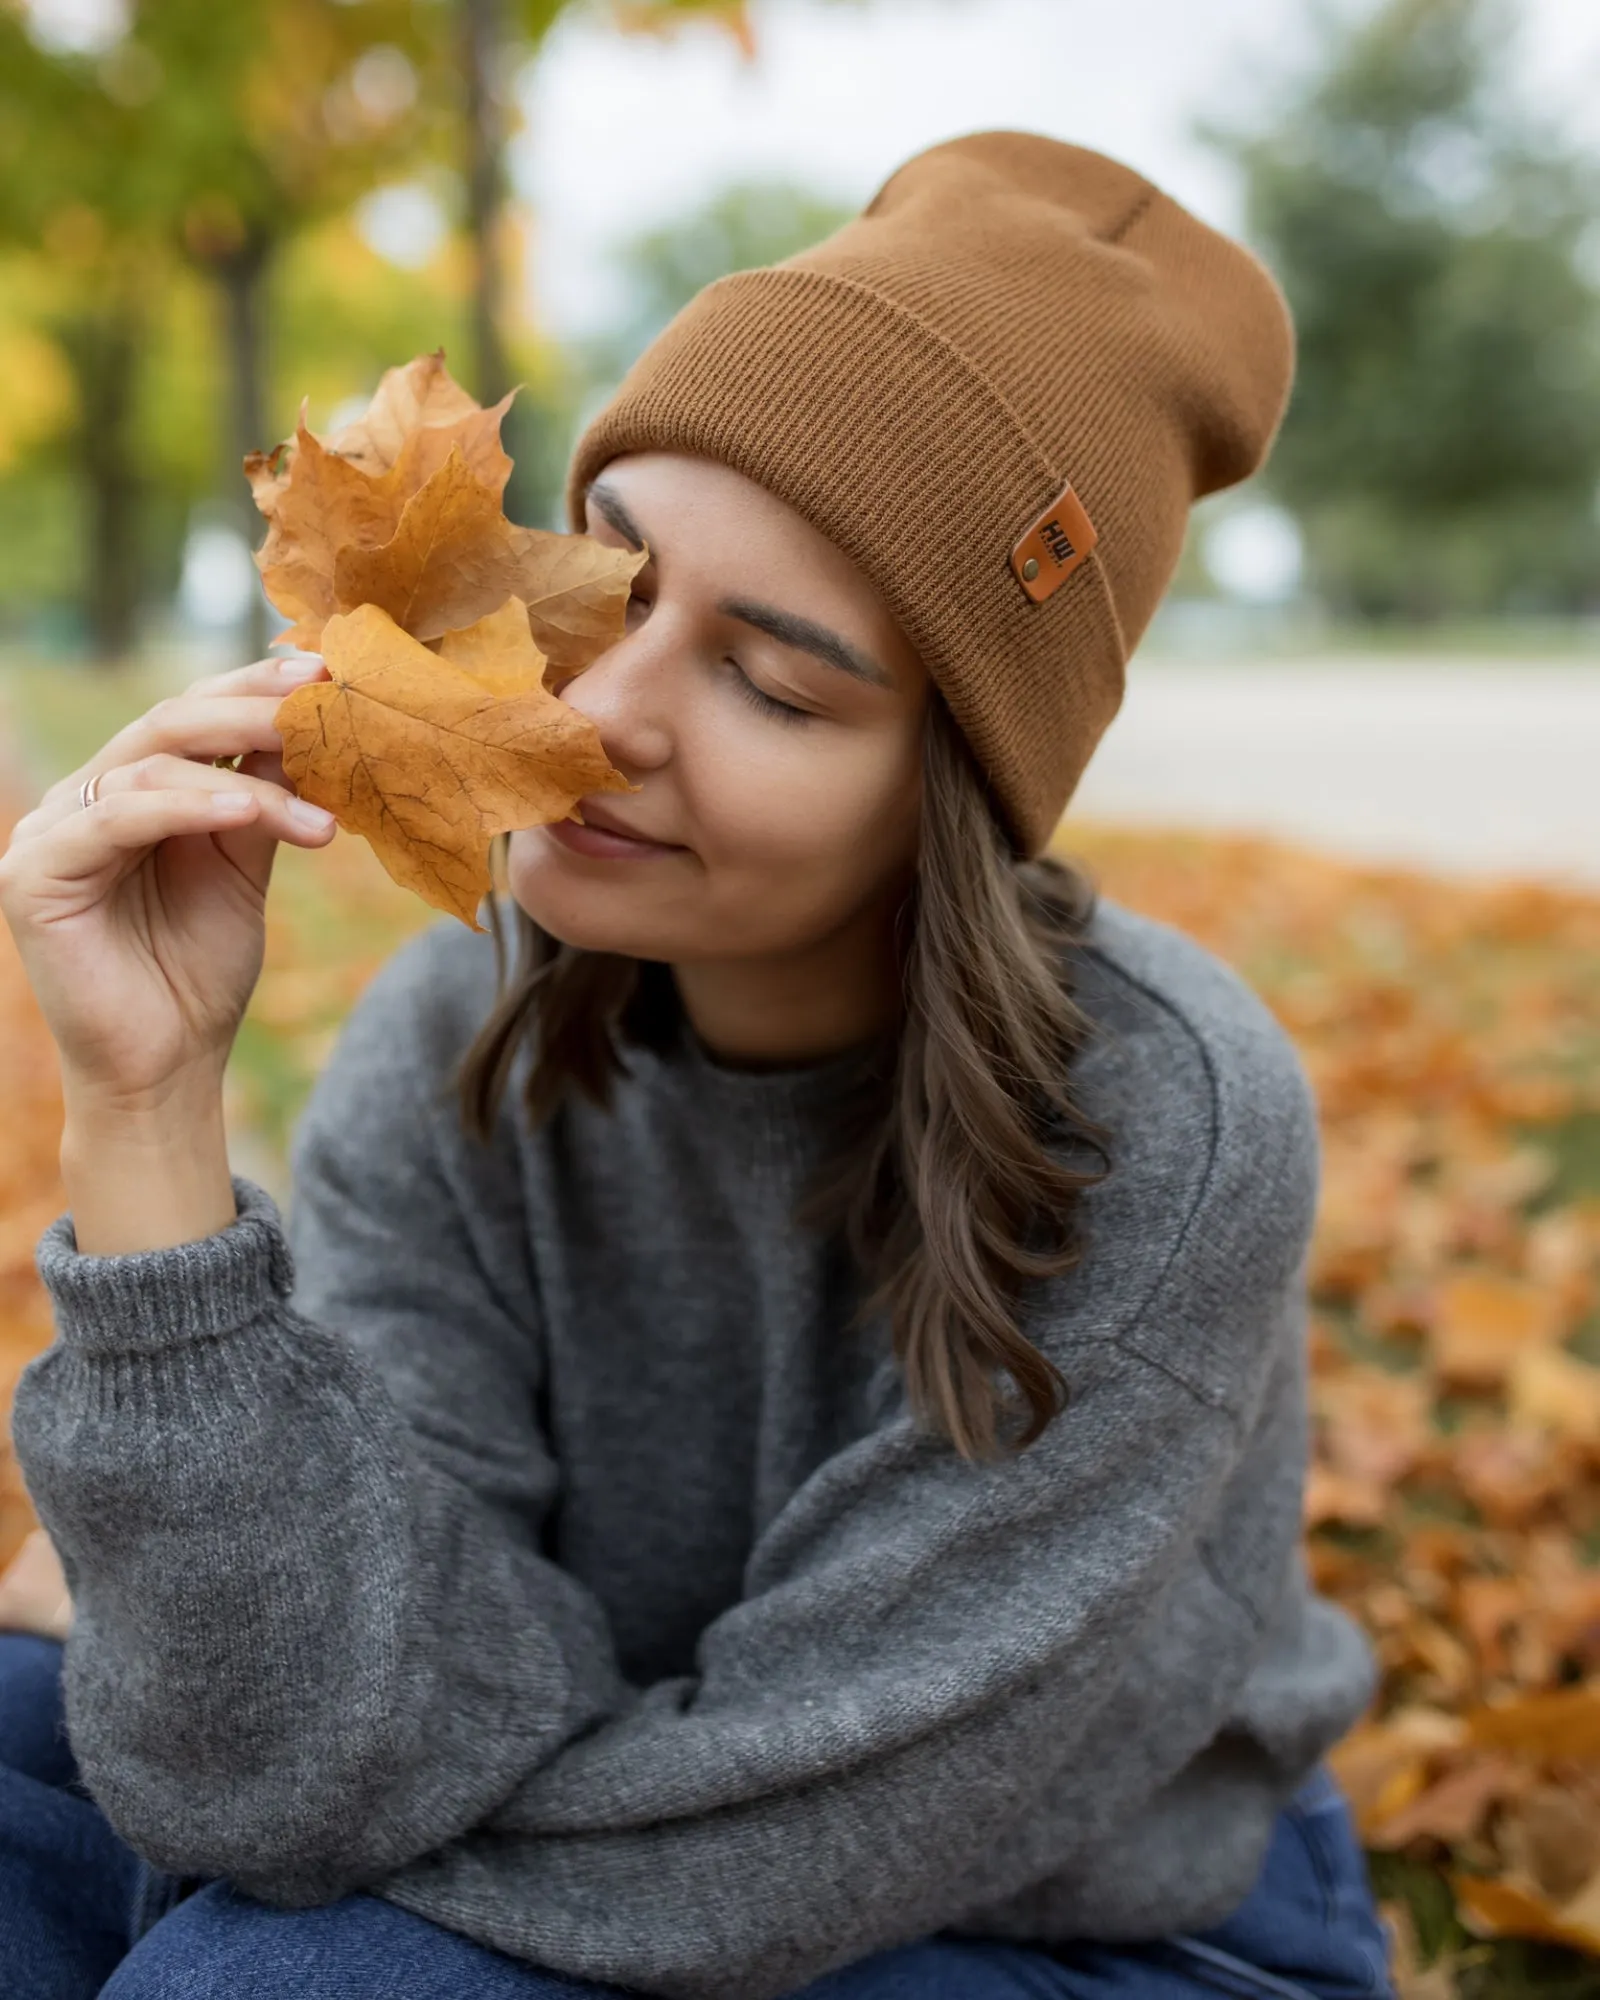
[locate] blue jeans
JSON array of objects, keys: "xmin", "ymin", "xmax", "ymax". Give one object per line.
[{"xmin": 0, "ymin": 1633, "xmax": 1393, "ymax": 1998}]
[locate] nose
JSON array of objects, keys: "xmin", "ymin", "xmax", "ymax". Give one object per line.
[{"xmin": 555, "ymin": 629, "xmax": 673, "ymax": 776}]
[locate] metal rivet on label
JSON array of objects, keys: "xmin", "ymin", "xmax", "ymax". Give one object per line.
[{"xmin": 1021, "ymin": 558, "xmax": 1039, "ymax": 581}]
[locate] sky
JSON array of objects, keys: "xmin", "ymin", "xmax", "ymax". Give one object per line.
[{"xmin": 515, "ymin": 0, "xmax": 1600, "ymax": 339}]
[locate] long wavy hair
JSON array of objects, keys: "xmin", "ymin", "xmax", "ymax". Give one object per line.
[{"xmin": 453, "ymin": 687, "xmax": 1110, "ymax": 1461}]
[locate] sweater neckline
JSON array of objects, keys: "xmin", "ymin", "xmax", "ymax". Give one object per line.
[
  {"xmin": 634, "ymin": 1002, "xmax": 897, "ymax": 1156},
  {"xmin": 676, "ymin": 1011, "xmax": 892, "ymax": 1094}
]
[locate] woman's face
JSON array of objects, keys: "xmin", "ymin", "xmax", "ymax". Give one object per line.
[{"xmin": 506, "ymin": 451, "xmax": 930, "ymax": 967}]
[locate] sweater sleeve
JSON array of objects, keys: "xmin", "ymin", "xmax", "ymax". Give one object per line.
[{"xmin": 10, "ymin": 934, "xmax": 632, "ymax": 1898}]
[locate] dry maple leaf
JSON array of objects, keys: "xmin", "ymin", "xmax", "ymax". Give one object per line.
[
  {"xmin": 274, "ymin": 599, "xmax": 636, "ymax": 931},
  {"xmin": 1428, "ymin": 1271, "xmax": 1568, "ymax": 1390},
  {"xmin": 245, "ymin": 350, "xmax": 649, "ymax": 924},
  {"xmin": 245, "ymin": 351, "xmax": 513, "ymax": 517},
  {"xmin": 245, "ymin": 355, "xmax": 518, "ymax": 649},
  {"xmin": 321, "ymin": 349, "xmax": 515, "ymax": 483},
  {"xmin": 1451, "ymin": 1870, "xmax": 1600, "ymax": 1955},
  {"xmin": 248, "ymin": 421, "xmax": 465, "ymax": 646},
  {"xmin": 332, "ymin": 445, "xmax": 645, "ymax": 659},
  {"xmin": 245, "ymin": 349, "xmax": 644, "ymax": 661}
]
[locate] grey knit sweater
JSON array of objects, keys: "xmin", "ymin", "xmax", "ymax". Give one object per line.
[{"xmin": 14, "ymin": 899, "xmax": 1375, "ymax": 2000}]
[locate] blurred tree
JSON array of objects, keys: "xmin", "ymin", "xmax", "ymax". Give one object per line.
[
  {"xmin": 594, "ymin": 178, "xmax": 856, "ymax": 379},
  {"xmin": 462, "ymin": 0, "xmax": 758, "ymax": 520},
  {"xmin": 0, "ymin": 0, "xmax": 457, "ymax": 658},
  {"xmin": 1213, "ymin": 0, "xmax": 1600, "ymax": 619},
  {"xmin": 0, "ymin": 0, "xmax": 769, "ymax": 652},
  {"xmin": 461, "ymin": 0, "xmax": 521, "ymax": 417},
  {"xmin": 526, "ymin": 174, "xmax": 854, "ymax": 530},
  {"xmin": 0, "ymin": 253, "xmax": 93, "ymax": 642},
  {"xmin": 0, "ymin": 218, "xmax": 502, "ymax": 655},
  {"xmin": 0, "ymin": 0, "xmax": 861, "ymax": 648}
]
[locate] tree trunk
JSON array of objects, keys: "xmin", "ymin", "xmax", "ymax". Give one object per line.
[
  {"xmin": 460, "ymin": 0, "xmax": 549, "ymax": 521},
  {"xmin": 214, "ymin": 233, "xmax": 274, "ymax": 660},
  {"xmin": 62, "ymin": 303, "xmax": 142, "ymax": 665},
  {"xmin": 461, "ymin": 0, "xmax": 511, "ymax": 409}
]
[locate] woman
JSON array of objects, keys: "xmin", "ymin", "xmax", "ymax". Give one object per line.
[{"xmin": 0, "ymin": 134, "xmax": 1392, "ymax": 1999}]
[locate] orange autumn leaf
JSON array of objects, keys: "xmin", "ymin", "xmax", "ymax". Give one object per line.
[
  {"xmin": 246, "ymin": 354, "xmax": 518, "ymax": 650},
  {"xmin": 1315, "ymin": 1366, "xmax": 1432, "ymax": 1485},
  {"xmin": 1326, "ymin": 1707, "xmax": 1465, "ymax": 1837},
  {"xmin": 1451, "ymin": 1871, "xmax": 1600, "ymax": 1955},
  {"xmin": 1506, "ymin": 1346, "xmax": 1600, "ymax": 1442},
  {"xmin": 1461, "ymin": 1682, "xmax": 1600, "ymax": 1762},
  {"xmin": 1367, "ymin": 1751, "xmax": 1527, "ymax": 1848},
  {"xmin": 317, "ymin": 349, "xmax": 515, "ymax": 485},
  {"xmin": 331, "ymin": 448, "xmax": 644, "ymax": 666},
  {"xmin": 243, "ymin": 349, "xmax": 651, "ymax": 923},
  {"xmin": 274, "ymin": 600, "xmax": 636, "ymax": 931},
  {"xmin": 249, "ymin": 420, "xmax": 458, "ymax": 646},
  {"xmin": 245, "ymin": 351, "xmax": 513, "ymax": 513},
  {"xmin": 0, "ymin": 849, "xmax": 66, "ymax": 1571},
  {"xmin": 244, "ymin": 348, "xmax": 645, "ymax": 662},
  {"xmin": 1427, "ymin": 1272, "xmax": 1567, "ymax": 1390},
  {"xmin": 1500, "ymin": 1783, "xmax": 1600, "ymax": 1903}
]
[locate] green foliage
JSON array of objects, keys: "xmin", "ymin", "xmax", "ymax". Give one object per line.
[
  {"xmin": 0, "ymin": 1, "xmax": 464, "ymax": 652},
  {"xmin": 0, "ymin": 0, "xmax": 769, "ymax": 640},
  {"xmin": 0, "ymin": 1, "xmax": 456, "ymax": 250},
  {"xmin": 1214, "ymin": 0, "xmax": 1600, "ymax": 619}
]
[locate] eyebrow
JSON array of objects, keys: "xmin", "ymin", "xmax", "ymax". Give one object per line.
[{"xmin": 586, "ymin": 480, "xmax": 896, "ymax": 692}]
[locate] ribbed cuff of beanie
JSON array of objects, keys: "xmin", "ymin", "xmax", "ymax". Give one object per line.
[{"xmin": 33, "ymin": 1174, "xmax": 295, "ymax": 1355}]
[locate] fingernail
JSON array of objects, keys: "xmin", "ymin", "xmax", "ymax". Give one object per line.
[
  {"xmin": 277, "ymin": 656, "xmax": 323, "ymax": 681},
  {"xmin": 288, "ymin": 798, "xmax": 335, "ymax": 830}
]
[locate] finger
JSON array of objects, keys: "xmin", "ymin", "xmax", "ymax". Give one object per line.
[
  {"xmin": 35, "ymin": 679, "xmax": 328, "ymax": 831},
  {"xmin": 46, "ymin": 655, "xmax": 326, "ymax": 801},
  {"xmin": 90, "ymin": 753, "xmax": 339, "ymax": 845},
  {"xmin": 7, "ymin": 787, "xmax": 272, "ymax": 889},
  {"xmin": 180, "ymin": 653, "xmax": 329, "ymax": 702}
]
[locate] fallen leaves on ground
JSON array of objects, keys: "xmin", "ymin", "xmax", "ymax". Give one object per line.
[
  {"xmin": 1059, "ymin": 822, "xmax": 1600, "ymax": 1986},
  {"xmin": 247, "ymin": 350, "xmax": 645, "ymax": 927}
]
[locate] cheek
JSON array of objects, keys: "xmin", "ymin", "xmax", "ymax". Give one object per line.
[
  {"xmin": 708, "ymin": 747, "xmax": 900, "ymax": 864},
  {"xmin": 504, "ymin": 701, "xmax": 922, "ymax": 957},
  {"xmin": 686, "ymin": 718, "xmax": 921, "ymax": 915}
]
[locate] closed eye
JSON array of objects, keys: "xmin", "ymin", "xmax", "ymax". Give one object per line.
[
  {"xmin": 629, "ymin": 586, "xmax": 813, "ymax": 725},
  {"xmin": 724, "ymin": 659, "xmax": 813, "ymax": 726}
]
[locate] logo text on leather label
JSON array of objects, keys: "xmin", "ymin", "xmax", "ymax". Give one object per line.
[{"xmin": 1010, "ymin": 480, "xmax": 1098, "ymax": 604}]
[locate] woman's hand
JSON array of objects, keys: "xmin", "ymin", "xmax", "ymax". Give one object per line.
[{"xmin": 0, "ymin": 655, "xmax": 336, "ymax": 1115}]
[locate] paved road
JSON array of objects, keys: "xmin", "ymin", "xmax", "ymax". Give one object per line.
[{"xmin": 1066, "ymin": 658, "xmax": 1600, "ymax": 887}]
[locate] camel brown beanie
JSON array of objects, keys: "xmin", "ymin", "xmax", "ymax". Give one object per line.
[{"xmin": 564, "ymin": 131, "xmax": 1295, "ymax": 857}]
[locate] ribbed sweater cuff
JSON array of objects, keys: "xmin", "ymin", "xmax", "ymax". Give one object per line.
[{"xmin": 33, "ymin": 1175, "xmax": 294, "ymax": 1355}]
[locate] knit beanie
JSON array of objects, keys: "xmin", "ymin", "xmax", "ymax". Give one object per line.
[{"xmin": 564, "ymin": 131, "xmax": 1295, "ymax": 858}]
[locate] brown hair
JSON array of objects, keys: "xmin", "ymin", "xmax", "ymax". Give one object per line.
[{"xmin": 454, "ymin": 689, "xmax": 1109, "ymax": 1461}]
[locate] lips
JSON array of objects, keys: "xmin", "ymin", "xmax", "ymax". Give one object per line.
[{"xmin": 574, "ymin": 800, "xmax": 677, "ymax": 847}]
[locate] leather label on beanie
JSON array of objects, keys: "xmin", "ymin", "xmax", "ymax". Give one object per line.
[{"xmin": 1010, "ymin": 482, "xmax": 1098, "ymax": 603}]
